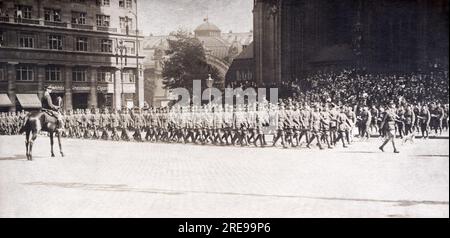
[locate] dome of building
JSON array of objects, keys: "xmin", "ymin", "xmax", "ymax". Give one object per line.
[{"xmin": 194, "ymin": 19, "xmax": 222, "ymax": 37}]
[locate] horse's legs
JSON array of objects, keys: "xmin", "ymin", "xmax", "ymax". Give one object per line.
[
  {"xmin": 25, "ymin": 130, "xmax": 30, "ymax": 160},
  {"xmin": 29, "ymin": 131, "xmax": 38, "ymax": 161},
  {"xmin": 50, "ymin": 132, "xmax": 55, "ymax": 157},
  {"xmin": 57, "ymin": 131, "xmax": 64, "ymax": 157}
]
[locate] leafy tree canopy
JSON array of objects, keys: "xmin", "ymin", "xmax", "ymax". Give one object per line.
[{"xmin": 162, "ymin": 29, "xmax": 221, "ymax": 93}]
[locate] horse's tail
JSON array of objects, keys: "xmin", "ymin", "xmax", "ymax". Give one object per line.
[
  {"xmin": 19, "ymin": 117, "xmax": 30, "ymax": 135},
  {"xmin": 19, "ymin": 112, "xmax": 40, "ymax": 134}
]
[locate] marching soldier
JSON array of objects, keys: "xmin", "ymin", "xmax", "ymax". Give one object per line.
[
  {"xmin": 100, "ymin": 108, "xmax": 110, "ymax": 140},
  {"xmin": 306, "ymin": 103, "xmax": 324, "ymax": 150},
  {"xmin": 370, "ymin": 105, "xmax": 379, "ymax": 134},
  {"xmin": 120, "ymin": 109, "xmax": 132, "ymax": 141},
  {"xmin": 132, "ymin": 109, "xmax": 145, "ymax": 142},
  {"xmin": 213, "ymin": 105, "xmax": 225, "ymax": 145},
  {"xmin": 110, "ymin": 110, "xmax": 120, "ymax": 141},
  {"xmin": 379, "ymin": 102, "xmax": 400, "ymax": 153},
  {"xmin": 91, "ymin": 109, "xmax": 101, "ymax": 140},
  {"xmin": 417, "ymin": 104, "xmax": 431, "ymax": 139},
  {"xmin": 222, "ymin": 105, "xmax": 234, "ymax": 145},
  {"xmin": 254, "ymin": 103, "xmax": 268, "ymax": 147},
  {"xmin": 334, "ymin": 106, "xmax": 351, "ymax": 148},
  {"xmin": 272, "ymin": 103, "xmax": 287, "ymax": 148},
  {"xmin": 403, "ymin": 104, "xmax": 415, "ymax": 137},
  {"xmin": 320, "ymin": 104, "xmax": 332, "ymax": 149}
]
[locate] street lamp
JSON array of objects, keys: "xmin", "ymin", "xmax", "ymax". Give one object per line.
[
  {"xmin": 115, "ymin": 39, "xmax": 127, "ymax": 110},
  {"xmin": 129, "ymin": 7, "xmax": 142, "ymax": 108},
  {"xmin": 206, "ymin": 74, "xmax": 214, "ymax": 104}
]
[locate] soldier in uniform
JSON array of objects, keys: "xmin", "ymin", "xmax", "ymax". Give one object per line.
[
  {"xmin": 334, "ymin": 106, "xmax": 351, "ymax": 148},
  {"xmin": 320, "ymin": 104, "xmax": 332, "ymax": 149},
  {"xmin": 403, "ymin": 104, "xmax": 415, "ymax": 137},
  {"xmin": 379, "ymin": 102, "xmax": 400, "ymax": 153},
  {"xmin": 110, "ymin": 109, "xmax": 120, "ymax": 141},
  {"xmin": 222, "ymin": 105, "xmax": 234, "ymax": 145},
  {"xmin": 306, "ymin": 103, "xmax": 324, "ymax": 150},
  {"xmin": 297, "ymin": 103, "xmax": 311, "ymax": 147},
  {"xmin": 396, "ymin": 105, "xmax": 406, "ymax": 139},
  {"xmin": 253, "ymin": 103, "xmax": 267, "ymax": 147},
  {"xmin": 64, "ymin": 110, "xmax": 73, "ymax": 138},
  {"xmin": 417, "ymin": 104, "xmax": 431, "ymax": 139},
  {"xmin": 345, "ymin": 105, "xmax": 357, "ymax": 144},
  {"xmin": 81, "ymin": 109, "xmax": 91, "ymax": 139},
  {"xmin": 378, "ymin": 106, "xmax": 386, "ymax": 138},
  {"xmin": 284, "ymin": 102, "xmax": 295, "ymax": 147},
  {"xmin": 359, "ymin": 106, "xmax": 371, "ymax": 140},
  {"xmin": 213, "ymin": 105, "xmax": 225, "ymax": 145},
  {"xmin": 74, "ymin": 109, "xmax": 83, "ymax": 138},
  {"xmin": 132, "ymin": 109, "xmax": 145, "ymax": 142},
  {"xmin": 370, "ymin": 105, "xmax": 379, "ymax": 134},
  {"xmin": 0, "ymin": 113, "xmax": 5, "ymax": 135},
  {"xmin": 91, "ymin": 108, "xmax": 101, "ymax": 139},
  {"xmin": 120, "ymin": 109, "xmax": 132, "ymax": 141},
  {"xmin": 328, "ymin": 103, "xmax": 339, "ymax": 146},
  {"xmin": 246, "ymin": 104, "xmax": 257, "ymax": 145},
  {"xmin": 443, "ymin": 104, "xmax": 449, "ymax": 132},
  {"xmin": 272, "ymin": 103, "xmax": 288, "ymax": 148},
  {"xmin": 146, "ymin": 108, "xmax": 157, "ymax": 142},
  {"xmin": 100, "ymin": 108, "xmax": 110, "ymax": 140},
  {"xmin": 184, "ymin": 106, "xmax": 195, "ymax": 144}
]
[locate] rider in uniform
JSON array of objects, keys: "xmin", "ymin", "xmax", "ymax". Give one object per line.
[{"xmin": 41, "ymin": 85, "xmax": 63, "ymax": 131}]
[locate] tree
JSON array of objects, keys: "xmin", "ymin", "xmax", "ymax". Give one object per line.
[{"xmin": 162, "ymin": 29, "xmax": 221, "ymax": 94}]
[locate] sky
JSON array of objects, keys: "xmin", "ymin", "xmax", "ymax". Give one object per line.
[{"xmin": 137, "ymin": 0, "xmax": 254, "ymax": 36}]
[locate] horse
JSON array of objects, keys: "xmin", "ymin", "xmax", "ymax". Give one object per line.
[{"xmin": 19, "ymin": 97, "xmax": 64, "ymax": 161}]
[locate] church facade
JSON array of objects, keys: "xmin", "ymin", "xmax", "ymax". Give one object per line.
[{"xmin": 253, "ymin": 0, "xmax": 449, "ymax": 86}]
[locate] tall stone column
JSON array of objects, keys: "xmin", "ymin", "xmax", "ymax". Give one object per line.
[
  {"xmin": 64, "ymin": 66, "xmax": 73, "ymax": 111},
  {"xmin": 114, "ymin": 69, "xmax": 122, "ymax": 110},
  {"xmin": 136, "ymin": 67, "xmax": 144, "ymax": 108},
  {"xmin": 89, "ymin": 67, "xmax": 98, "ymax": 109},
  {"xmin": 7, "ymin": 63, "xmax": 17, "ymax": 112},
  {"xmin": 37, "ymin": 65, "xmax": 45, "ymax": 99}
]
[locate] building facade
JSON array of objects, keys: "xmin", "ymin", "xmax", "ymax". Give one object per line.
[
  {"xmin": 253, "ymin": 0, "xmax": 449, "ymax": 86},
  {"xmin": 0, "ymin": 0, "xmax": 145, "ymax": 112},
  {"xmin": 142, "ymin": 19, "xmax": 253, "ymax": 107}
]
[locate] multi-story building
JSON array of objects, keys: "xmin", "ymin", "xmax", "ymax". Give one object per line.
[
  {"xmin": 0, "ymin": 0, "xmax": 145, "ymax": 112},
  {"xmin": 142, "ymin": 19, "xmax": 253, "ymax": 107}
]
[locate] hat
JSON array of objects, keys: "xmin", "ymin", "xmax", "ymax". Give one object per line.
[{"xmin": 45, "ymin": 85, "xmax": 54, "ymax": 90}]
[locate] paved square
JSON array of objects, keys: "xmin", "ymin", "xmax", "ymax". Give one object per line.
[{"xmin": 0, "ymin": 134, "xmax": 448, "ymax": 218}]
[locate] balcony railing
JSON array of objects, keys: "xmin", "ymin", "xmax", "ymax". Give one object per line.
[
  {"xmin": 72, "ymin": 23, "xmax": 94, "ymax": 30},
  {"xmin": 97, "ymin": 26, "xmax": 117, "ymax": 33},
  {"xmin": 44, "ymin": 21, "xmax": 68, "ymax": 28},
  {"xmin": 14, "ymin": 18, "xmax": 40, "ymax": 25},
  {"xmin": 5, "ymin": 17, "xmax": 123, "ymax": 34},
  {"xmin": 120, "ymin": 28, "xmax": 142, "ymax": 35}
]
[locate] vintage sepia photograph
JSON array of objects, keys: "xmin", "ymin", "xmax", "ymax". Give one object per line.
[{"xmin": 0, "ymin": 0, "xmax": 448, "ymax": 219}]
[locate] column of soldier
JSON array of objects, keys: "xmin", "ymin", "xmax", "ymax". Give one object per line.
[
  {"xmin": 0, "ymin": 111, "xmax": 28, "ymax": 136},
  {"xmin": 0, "ymin": 99, "xmax": 448, "ymax": 149},
  {"xmin": 0, "ymin": 99, "xmax": 439, "ymax": 150}
]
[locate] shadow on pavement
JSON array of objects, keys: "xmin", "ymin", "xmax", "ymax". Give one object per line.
[
  {"xmin": 0, "ymin": 155, "xmax": 28, "ymax": 161},
  {"xmin": 23, "ymin": 181, "xmax": 449, "ymax": 208}
]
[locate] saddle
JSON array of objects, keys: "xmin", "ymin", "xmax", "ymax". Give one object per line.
[
  {"xmin": 42, "ymin": 109, "xmax": 63, "ymax": 129},
  {"xmin": 42, "ymin": 109, "xmax": 59, "ymax": 120}
]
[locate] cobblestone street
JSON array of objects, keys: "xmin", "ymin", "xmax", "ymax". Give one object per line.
[{"xmin": 0, "ymin": 135, "xmax": 448, "ymax": 218}]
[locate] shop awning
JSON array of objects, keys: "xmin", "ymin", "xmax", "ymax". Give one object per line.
[
  {"xmin": 16, "ymin": 94, "xmax": 42, "ymax": 109},
  {"xmin": 0, "ymin": 94, "xmax": 13, "ymax": 107}
]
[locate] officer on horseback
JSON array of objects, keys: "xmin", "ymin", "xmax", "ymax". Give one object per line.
[{"xmin": 41, "ymin": 85, "xmax": 63, "ymax": 131}]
